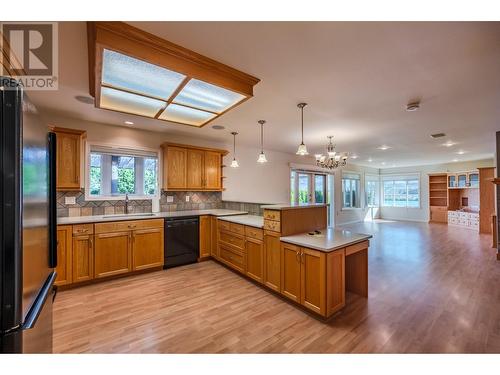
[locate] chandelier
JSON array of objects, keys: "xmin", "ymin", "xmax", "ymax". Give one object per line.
[{"xmin": 315, "ymin": 136, "xmax": 349, "ymax": 170}]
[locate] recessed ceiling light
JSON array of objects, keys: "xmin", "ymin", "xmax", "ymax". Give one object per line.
[
  {"xmin": 350, "ymin": 154, "xmax": 358, "ymax": 159},
  {"xmin": 75, "ymin": 95, "xmax": 94, "ymax": 104},
  {"xmin": 430, "ymin": 133, "xmax": 446, "ymax": 139},
  {"xmin": 368, "ymin": 158, "xmax": 373, "ymax": 162},
  {"xmin": 457, "ymin": 150, "xmax": 465, "ymax": 155},
  {"xmin": 406, "ymin": 101, "xmax": 420, "ymax": 112},
  {"xmin": 381, "ymin": 162, "xmax": 386, "ymax": 165},
  {"xmin": 442, "ymin": 141, "xmax": 457, "ymax": 147},
  {"xmin": 124, "ymin": 120, "xmax": 134, "ymax": 125},
  {"xmin": 212, "ymin": 125, "xmax": 225, "ymax": 130},
  {"xmin": 452, "ymin": 159, "xmax": 459, "ymax": 162},
  {"xmin": 377, "ymin": 145, "xmax": 391, "ymax": 151}
]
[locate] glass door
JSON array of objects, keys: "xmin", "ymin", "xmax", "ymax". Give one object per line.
[
  {"xmin": 298, "ymin": 173, "xmax": 311, "ymax": 203},
  {"xmin": 291, "ymin": 171, "xmax": 328, "ymax": 204}
]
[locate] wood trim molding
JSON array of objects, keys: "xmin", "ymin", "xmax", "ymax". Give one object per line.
[
  {"xmin": 161, "ymin": 142, "xmax": 229, "ymax": 156},
  {"xmin": 49, "ymin": 126, "xmax": 87, "ymax": 136}
]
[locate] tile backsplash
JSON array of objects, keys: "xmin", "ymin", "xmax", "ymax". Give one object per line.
[
  {"xmin": 57, "ymin": 190, "xmax": 222, "ymax": 217},
  {"xmin": 221, "ymin": 201, "xmax": 264, "ymax": 216}
]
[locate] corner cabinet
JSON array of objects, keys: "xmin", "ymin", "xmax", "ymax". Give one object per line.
[
  {"xmin": 161, "ymin": 143, "xmax": 227, "ymax": 191},
  {"xmin": 50, "ymin": 127, "xmax": 86, "ymax": 191}
]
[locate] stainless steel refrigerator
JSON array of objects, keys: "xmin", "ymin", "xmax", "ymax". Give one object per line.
[{"xmin": 0, "ymin": 77, "xmax": 57, "ymax": 353}]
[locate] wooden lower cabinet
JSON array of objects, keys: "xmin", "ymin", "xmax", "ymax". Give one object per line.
[
  {"xmin": 55, "ymin": 225, "xmax": 73, "ymax": 286},
  {"xmin": 94, "ymin": 231, "xmax": 132, "ymax": 278},
  {"xmin": 210, "ymin": 216, "xmax": 218, "ymax": 259},
  {"xmin": 199, "ymin": 215, "xmax": 211, "ymax": 258},
  {"xmin": 245, "ymin": 237, "xmax": 264, "ymax": 283},
  {"xmin": 280, "ymin": 243, "xmax": 301, "ymax": 303},
  {"xmin": 300, "ymin": 248, "xmax": 326, "ymax": 315},
  {"xmin": 263, "ymin": 231, "xmax": 281, "ymax": 292},
  {"xmin": 326, "ymin": 250, "xmax": 345, "ymax": 316},
  {"xmin": 72, "ymin": 234, "xmax": 94, "ymax": 283},
  {"xmin": 132, "ymin": 227, "xmax": 164, "ymax": 271}
]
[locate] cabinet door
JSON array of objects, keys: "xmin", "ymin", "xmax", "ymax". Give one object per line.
[
  {"xmin": 457, "ymin": 173, "xmax": 467, "ymax": 188},
  {"xmin": 210, "ymin": 216, "xmax": 218, "ymax": 258},
  {"xmin": 448, "ymin": 174, "xmax": 456, "ymax": 188},
  {"xmin": 132, "ymin": 228, "xmax": 164, "ymax": 271},
  {"xmin": 73, "ymin": 235, "xmax": 94, "ymax": 283},
  {"xmin": 94, "ymin": 231, "xmax": 131, "ymax": 278},
  {"xmin": 55, "ymin": 226, "xmax": 72, "ymax": 286},
  {"xmin": 199, "ymin": 215, "xmax": 211, "ymax": 258},
  {"xmin": 166, "ymin": 147, "xmax": 187, "ymax": 189},
  {"xmin": 186, "ymin": 149, "xmax": 204, "ymax": 189},
  {"xmin": 56, "ymin": 132, "xmax": 81, "ymax": 190},
  {"xmin": 468, "ymin": 172, "xmax": 479, "ymax": 188},
  {"xmin": 204, "ymin": 151, "xmax": 221, "ymax": 190},
  {"xmin": 246, "ymin": 237, "xmax": 264, "ymax": 283},
  {"xmin": 300, "ymin": 248, "xmax": 326, "ymax": 315},
  {"xmin": 280, "ymin": 242, "xmax": 301, "ymax": 303},
  {"xmin": 264, "ymin": 231, "xmax": 281, "ymax": 292},
  {"xmin": 326, "ymin": 249, "xmax": 345, "ymax": 316}
]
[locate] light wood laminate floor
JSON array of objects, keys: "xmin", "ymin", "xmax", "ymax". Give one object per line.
[{"xmin": 53, "ymin": 221, "xmax": 500, "ymax": 353}]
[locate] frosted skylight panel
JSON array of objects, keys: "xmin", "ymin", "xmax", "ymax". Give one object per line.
[
  {"xmin": 173, "ymin": 79, "xmax": 245, "ymax": 113},
  {"xmin": 100, "ymin": 87, "xmax": 165, "ymax": 117},
  {"xmin": 102, "ymin": 49, "xmax": 186, "ymax": 99},
  {"xmin": 159, "ymin": 103, "xmax": 217, "ymax": 126}
]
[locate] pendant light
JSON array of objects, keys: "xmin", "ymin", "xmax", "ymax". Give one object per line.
[
  {"xmin": 296, "ymin": 102, "xmax": 309, "ymax": 155},
  {"xmin": 230, "ymin": 131, "xmax": 239, "ymax": 168},
  {"xmin": 257, "ymin": 120, "xmax": 268, "ymax": 163}
]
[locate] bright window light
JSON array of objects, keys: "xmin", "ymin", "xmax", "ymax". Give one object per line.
[{"xmin": 173, "ymin": 79, "xmax": 245, "ymax": 113}]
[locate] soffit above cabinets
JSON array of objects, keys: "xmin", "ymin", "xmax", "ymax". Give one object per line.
[{"xmin": 87, "ymin": 21, "xmax": 260, "ymax": 127}]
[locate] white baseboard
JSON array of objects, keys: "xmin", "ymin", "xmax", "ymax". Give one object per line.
[{"xmin": 378, "ymin": 216, "xmax": 428, "ymax": 223}]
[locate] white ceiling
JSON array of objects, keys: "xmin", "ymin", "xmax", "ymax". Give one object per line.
[{"xmin": 28, "ymin": 21, "xmax": 500, "ymax": 168}]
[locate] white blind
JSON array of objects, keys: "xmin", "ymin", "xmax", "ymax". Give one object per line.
[
  {"xmin": 381, "ymin": 173, "xmax": 419, "ymax": 181},
  {"xmin": 343, "ymin": 172, "xmax": 360, "ymax": 180},
  {"xmin": 90, "ymin": 145, "xmax": 158, "ymax": 158}
]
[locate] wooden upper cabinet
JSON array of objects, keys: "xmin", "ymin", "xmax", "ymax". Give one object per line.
[
  {"xmin": 55, "ymin": 226, "xmax": 72, "ymax": 286},
  {"xmin": 165, "ymin": 146, "xmax": 187, "ymax": 189},
  {"xmin": 51, "ymin": 127, "xmax": 86, "ymax": 191},
  {"xmin": 204, "ymin": 151, "xmax": 221, "ymax": 190},
  {"xmin": 187, "ymin": 149, "xmax": 204, "ymax": 189},
  {"xmin": 162, "ymin": 143, "xmax": 227, "ymax": 191}
]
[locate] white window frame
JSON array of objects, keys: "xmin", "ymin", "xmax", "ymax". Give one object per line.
[
  {"xmin": 365, "ymin": 173, "xmax": 380, "ymax": 208},
  {"xmin": 381, "ymin": 173, "xmax": 421, "ymax": 209},
  {"xmin": 85, "ymin": 142, "xmax": 161, "ymax": 201},
  {"xmin": 341, "ymin": 171, "xmax": 361, "ymax": 210}
]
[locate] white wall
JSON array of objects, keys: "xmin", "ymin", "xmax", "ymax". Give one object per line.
[{"xmin": 379, "ymin": 159, "xmax": 495, "ymax": 222}]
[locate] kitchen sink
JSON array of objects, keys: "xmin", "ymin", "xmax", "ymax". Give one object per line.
[{"xmin": 103, "ymin": 213, "xmax": 156, "ymax": 218}]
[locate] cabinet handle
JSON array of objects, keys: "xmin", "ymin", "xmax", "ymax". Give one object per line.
[
  {"xmin": 89, "ymin": 238, "xmax": 93, "ymax": 249},
  {"xmin": 301, "ymin": 250, "xmax": 304, "ymax": 263},
  {"xmin": 296, "ymin": 250, "xmax": 300, "ymax": 263}
]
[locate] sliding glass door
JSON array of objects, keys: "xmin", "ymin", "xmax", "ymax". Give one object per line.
[{"xmin": 291, "ymin": 171, "xmax": 327, "ymax": 204}]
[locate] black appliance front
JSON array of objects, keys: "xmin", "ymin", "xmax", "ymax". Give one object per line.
[
  {"xmin": 0, "ymin": 77, "xmax": 56, "ymax": 353},
  {"xmin": 164, "ymin": 217, "xmax": 200, "ymax": 268}
]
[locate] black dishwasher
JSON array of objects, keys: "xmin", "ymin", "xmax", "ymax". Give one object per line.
[{"xmin": 164, "ymin": 216, "xmax": 199, "ymax": 268}]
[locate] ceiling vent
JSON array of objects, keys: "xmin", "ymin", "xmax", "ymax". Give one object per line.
[
  {"xmin": 406, "ymin": 101, "xmax": 420, "ymax": 112},
  {"xmin": 75, "ymin": 95, "xmax": 94, "ymax": 104},
  {"xmin": 430, "ymin": 133, "xmax": 446, "ymax": 139},
  {"xmin": 211, "ymin": 125, "xmax": 225, "ymax": 130}
]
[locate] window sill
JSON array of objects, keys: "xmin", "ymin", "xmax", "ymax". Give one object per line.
[
  {"xmin": 341, "ymin": 207, "xmax": 363, "ymax": 211},
  {"xmin": 85, "ymin": 195, "xmax": 158, "ymax": 201}
]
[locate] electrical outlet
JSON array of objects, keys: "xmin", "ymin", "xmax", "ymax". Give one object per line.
[
  {"xmin": 65, "ymin": 196, "xmax": 76, "ymax": 205},
  {"xmin": 185, "ymin": 195, "xmax": 190, "ymax": 202},
  {"xmin": 166, "ymin": 195, "xmax": 174, "ymax": 203}
]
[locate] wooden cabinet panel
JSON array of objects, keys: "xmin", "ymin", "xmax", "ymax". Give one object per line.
[
  {"xmin": 430, "ymin": 206, "xmax": 447, "ymax": 223},
  {"xmin": 186, "ymin": 149, "xmax": 204, "ymax": 189},
  {"xmin": 245, "ymin": 226, "xmax": 263, "ymax": 240},
  {"xmin": 229, "ymin": 223, "xmax": 245, "ymax": 236},
  {"xmin": 300, "ymin": 248, "xmax": 326, "ymax": 315},
  {"xmin": 211, "ymin": 216, "xmax": 219, "ymax": 259},
  {"xmin": 218, "ymin": 219, "xmax": 231, "ymax": 231},
  {"xmin": 326, "ymin": 249, "xmax": 345, "ymax": 316},
  {"xmin": 73, "ymin": 224, "xmax": 94, "ymax": 235},
  {"xmin": 219, "ymin": 244, "xmax": 245, "ymax": 273},
  {"xmin": 219, "ymin": 231, "xmax": 245, "ymax": 250},
  {"xmin": 199, "ymin": 215, "xmax": 211, "ymax": 258},
  {"xmin": 479, "ymin": 167, "xmax": 495, "ymax": 234},
  {"xmin": 204, "ymin": 151, "xmax": 221, "ymax": 190},
  {"xmin": 72, "ymin": 235, "xmax": 94, "ymax": 283},
  {"xmin": 132, "ymin": 228, "xmax": 164, "ymax": 271},
  {"xmin": 94, "ymin": 231, "xmax": 131, "ymax": 278},
  {"xmin": 263, "ymin": 220, "xmax": 281, "ymax": 232},
  {"xmin": 165, "ymin": 146, "xmax": 187, "ymax": 189},
  {"xmin": 280, "ymin": 242, "xmax": 301, "ymax": 303},
  {"xmin": 263, "ymin": 210, "xmax": 281, "ymax": 221},
  {"xmin": 246, "ymin": 237, "xmax": 264, "ymax": 283},
  {"xmin": 55, "ymin": 226, "xmax": 72, "ymax": 286},
  {"xmin": 55, "ymin": 130, "xmax": 84, "ymax": 191},
  {"xmin": 264, "ymin": 231, "xmax": 281, "ymax": 292}
]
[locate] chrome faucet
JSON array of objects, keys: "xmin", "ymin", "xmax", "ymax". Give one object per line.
[{"xmin": 125, "ymin": 193, "xmax": 129, "ymax": 214}]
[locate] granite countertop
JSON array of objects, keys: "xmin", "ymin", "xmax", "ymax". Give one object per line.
[
  {"xmin": 280, "ymin": 228, "xmax": 372, "ymax": 252},
  {"xmin": 217, "ymin": 214, "xmax": 264, "ymax": 228},
  {"xmin": 57, "ymin": 209, "xmax": 247, "ymax": 225},
  {"xmin": 261, "ymin": 203, "xmax": 327, "ymax": 210}
]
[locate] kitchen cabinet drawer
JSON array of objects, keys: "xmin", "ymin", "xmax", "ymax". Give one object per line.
[
  {"xmin": 219, "ymin": 231, "xmax": 245, "ymax": 250},
  {"xmin": 72, "ymin": 224, "xmax": 94, "ymax": 235},
  {"xmin": 230, "ymin": 223, "xmax": 245, "ymax": 235},
  {"xmin": 264, "ymin": 210, "xmax": 281, "ymax": 221},
  {"xmin": 95, "ymin": 219, "xmax": 163, "ymax": 234},
  {"xmin": 245, "ymin": 226, "xmax": 263, "ymax": 240},
  {"xmin": 264, "ymin": 220, "xmax": 281, "ymax": 232},
  {"xmin": 220, "ymin": 245, "xmax": 245, "ymax": 272},
  {"xmin": 218, "ymin": 219, "xmax": 231, "ymax": 231}
]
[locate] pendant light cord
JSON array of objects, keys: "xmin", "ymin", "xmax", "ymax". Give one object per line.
[
  {"xmin": 231, "ymin": 132, "xmax": 237, "ymax": 158},
  {"xmin": 301, "ymin": 106, "xmax": 304, "ymax": 144}
]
